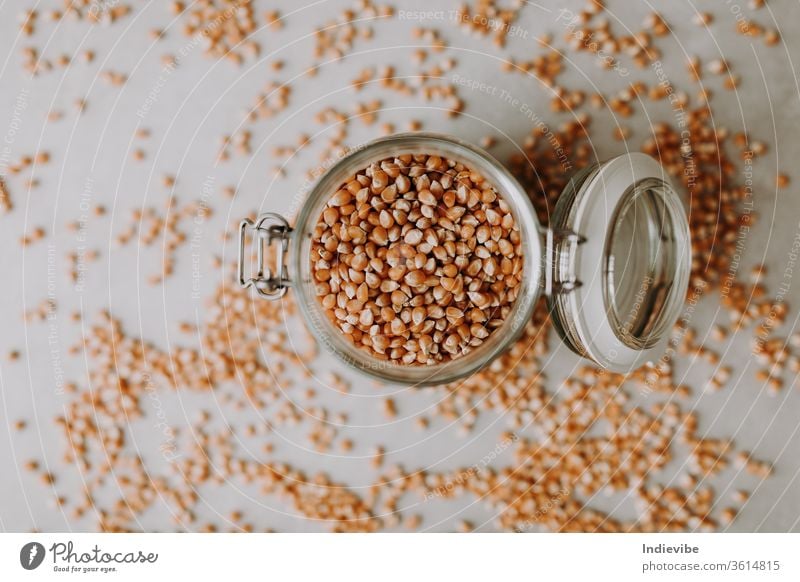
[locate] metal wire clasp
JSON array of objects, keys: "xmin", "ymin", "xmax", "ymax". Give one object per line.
[{"xmin": 238, "ymin": 212, "xmax": 292, "ymax": 300}]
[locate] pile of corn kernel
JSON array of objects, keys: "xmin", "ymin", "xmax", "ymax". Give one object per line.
[{"xmin": 310, "ymin": 154, "xmax": 524, "ymax": 365}]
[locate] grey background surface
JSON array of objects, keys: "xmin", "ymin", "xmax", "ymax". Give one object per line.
[{"xmin": 0, "ymin": 0, "xmax": 799, "ymax": 532}]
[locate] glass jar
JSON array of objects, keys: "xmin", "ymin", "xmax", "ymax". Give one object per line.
[{"xmin": 238, "ymin": 133, "xmax": 690, "ymax": 385}]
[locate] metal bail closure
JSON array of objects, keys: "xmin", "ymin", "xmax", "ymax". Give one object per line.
[
  {"xmin": 548, "ymin": 153, "xmax": 692, "ymax": 373},
  {"xmin": 238, "ymin": 212, "xmax": 292, "ymax": 300}
]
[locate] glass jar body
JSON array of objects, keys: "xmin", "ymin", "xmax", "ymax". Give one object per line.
[{"xmin": 289, "ymin": 133, "xmax": 543, "ymax": 386}]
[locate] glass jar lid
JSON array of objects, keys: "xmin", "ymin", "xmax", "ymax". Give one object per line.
[{"xmin": 548, "ymin": 153, "xmax": 691, "ymax": 372}]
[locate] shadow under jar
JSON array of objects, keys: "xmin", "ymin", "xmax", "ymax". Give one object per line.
[{"xmin": 239, "ymin": 133, "xmax": 691, "ymax": 386}]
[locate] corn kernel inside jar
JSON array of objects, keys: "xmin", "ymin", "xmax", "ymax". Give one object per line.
[{"xmin": 310, "ymin": 153, "xmax": 524, "ymax": 365}]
